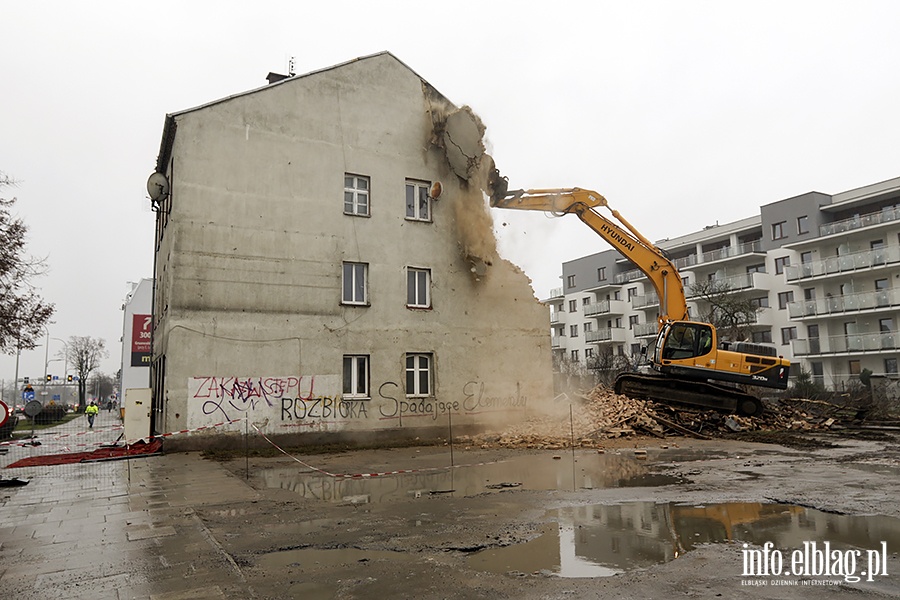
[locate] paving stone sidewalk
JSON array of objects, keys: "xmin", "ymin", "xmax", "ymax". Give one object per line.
[{"xmin": 0, "ymin": 450, "xmax": 261, "ymax": 599}]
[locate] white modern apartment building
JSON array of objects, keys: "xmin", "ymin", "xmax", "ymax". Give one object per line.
[{"xmin": 545, "ymin": 176, "xmax": 900, "ymax": 390}]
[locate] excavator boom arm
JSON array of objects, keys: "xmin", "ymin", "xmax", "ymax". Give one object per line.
[{"xmin": 490, "ymin": 186, "xmax": 688, "ymax": 325}]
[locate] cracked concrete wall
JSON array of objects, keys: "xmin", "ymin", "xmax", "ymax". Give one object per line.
[{"xmin": 154, "ymin": 53, "xmax": 552, "ymax": 444}]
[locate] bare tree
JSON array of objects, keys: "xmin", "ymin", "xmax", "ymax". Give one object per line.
[
  {"xmin": 587, "ymin": 347, "xmax": 635, "ymax": 388},
  {"xmin": 689, "ymin": 278, "xmax": 760, "ymax": 342},
  {"xmin": 0, "ymin": 172, "xmax": 54, "ymax": 354},
  {"xmin": 65, "ymin": 336, "xmax": 108, "ymax": 408}
]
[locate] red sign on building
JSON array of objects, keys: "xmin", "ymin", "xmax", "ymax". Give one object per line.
[{"xmin": 131, "ymin": 314, "xmax": 152, "ymax": 367}]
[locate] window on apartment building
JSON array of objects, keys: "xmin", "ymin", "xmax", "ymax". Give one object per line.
[
  {"xmin": 752, "ymin": 330, "xmax": 773, "ymax": 344},
  {"xmin": 774, "ymin": 256, "xmax": 790, "ymax": 275},
  {"xmin": 627, "ymin": 287, "xmax": 637, "ymax": 300},
  {"xmin": 567, "ymin": 274, "xmax": 576, "ymax": 288},
  {"xmin": 617, "ymin": 345, "xmax": 625, "ymax": 356},
  {"xmin": 746, "ymin": 264, "xmax": 766, "ymax": 274},
  {"xmin": 681, "ymin": 276, "xmax": 690, "ymax": 289},
  {"xmin": 797, "ymin": 215, "xmax": 809, "ymax": 235},
  {"xmin": 597, "ymin": 267, "xmax": 607, "ymax": 281},
  {"xmin": 631, "ymin": 343, "xmax": 642, "ymax": 356},
  {"xmin": 886, "ymin": 358, "xmax": 898, "ymax": 374},
  {"xmin": 570, "ymin": 324, "xmax": 579, "ymax": 338},
  {"xmin": 781, "ymin": 327, "xmax": 797, "ymax": 345},
  {"xmin": 342, "ymin": 262, "xmax": 368, "ymax": 305},
  {"xmin": 342, "ymin": 355, "xmax": 370, "ymax": 399},
  {"xmin": 803, "ymin": 288, "xmax": 816, "ymax": 301},
  {"xmin": 571, "ymin": 350, "xmax": 579, "ymax": 362},
  {"xmin": 585, "ymin": 348, "xmax": 594, "ymax": 359},
  {"xmin": 569, "ymin": 299, "xmax": 577, "ymax": 312},
  {"xmin": 344, "ymin": 174, "xmax": 370, "ymax": 216},
  {"xmin": 583, "ymin": 296, "xmax": 591, "ymax": 306},
  {"xmin": 583, "ymin": 322, "xmax": 593, "ymax": 333},
  {"xmin": 849, "ymin": 360, "xmax": 861, "ymax": 376},
  {"xmin": 750, "ymin": 296, "xmax": 770, "ymax": 309},
  {"xmin": 876, "ymin": 278, "xmax": 890, "ymax": 307},
  {"xmin": 777, "ymin": 291, "xmax": 794, "ymax": 310},
  {"xmin": 613, "ymin": 290, "xmax": 621, "ymax": 301},
  {"xmin": 405, "ymin": 180, "xmax": 431, "ymax": 221},
  {"xmin": 628, "ymin": 315, "xmax": 639, "ymax": 330},
  {"xmin": 615, "ymin": 317, "xmax": 623, "ymax": 328},
  {"xmin": 407, "ymin": 267, "xmax": 431, "ymax": 308},
  {"xmin": 800, "ymin": 251, "xmax": 813, "ymax": 263},
  {"xmin": 872, "ymin": 240, "xmax": 887, "ymax": 265},
  {"xmin": 405, "ymin": 353, "xmax": 433, "ymax": 397},
  {"xmin": 771, "ymin": 221, "xmax": 787, "ymax": 240}
]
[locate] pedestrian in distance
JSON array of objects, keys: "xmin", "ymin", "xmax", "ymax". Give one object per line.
[{"xmin": 85, "ymin": 401, "xmax": 99, "ymax": 428}]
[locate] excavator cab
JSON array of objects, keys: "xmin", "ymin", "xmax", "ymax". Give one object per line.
[{"xmin": 657, "ymin": 322, "xmax": 714, "ymax": 362}]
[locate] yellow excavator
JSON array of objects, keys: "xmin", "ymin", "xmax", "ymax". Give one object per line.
[{"xmin": 488, "ymin": 173, "xmax": 790, "ymax": 416}]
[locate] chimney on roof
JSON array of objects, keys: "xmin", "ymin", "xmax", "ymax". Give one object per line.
[{"xmin": 266, "ymin": 72, "xmax": 290, "ymax": 85}]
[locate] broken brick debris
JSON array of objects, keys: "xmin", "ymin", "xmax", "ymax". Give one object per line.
[{"xmin": 457, "ymin": 385, "xmax": 841, "ymax": 450}]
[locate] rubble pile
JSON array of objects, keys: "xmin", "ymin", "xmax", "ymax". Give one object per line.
[{"xmin": 460, "ymin": 385, "xmax": 840, "ymax": 450}]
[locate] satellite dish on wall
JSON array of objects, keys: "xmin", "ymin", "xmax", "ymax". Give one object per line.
[
  {"xmin": 147, "ymin": 172, "xmax": 170, "ymax": 202},
  {"xmin": 429, "ymin": 181, "xmax": 443, "ymax": 200}
]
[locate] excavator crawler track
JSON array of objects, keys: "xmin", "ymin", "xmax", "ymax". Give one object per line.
[{"xmin": 614, "ymin": 372, "xmax": 763, "ymax": 417}]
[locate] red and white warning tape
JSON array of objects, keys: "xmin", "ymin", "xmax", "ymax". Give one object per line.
[{"xmin": 249, "ymin": 422, "xmax": 503, "ymax": 479}]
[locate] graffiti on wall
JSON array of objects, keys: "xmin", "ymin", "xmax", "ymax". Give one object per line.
[{"xmin": 186, "ymin": 375, "xmax": 528, "ymax": 434}]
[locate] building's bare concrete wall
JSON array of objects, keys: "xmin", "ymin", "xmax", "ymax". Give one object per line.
[{"xmin": 153, "ymin": 54, "xmax": 551, "ymax": 445}]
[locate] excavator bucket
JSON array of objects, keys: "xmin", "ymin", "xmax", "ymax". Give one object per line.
[{"xmin": 487, "ymin": 168, "xmax": 509, "ymax": 206}]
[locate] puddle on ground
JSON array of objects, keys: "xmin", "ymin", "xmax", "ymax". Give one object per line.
[
  {"xmin": 469, "ymin": 502, "xmax": 900, "ymax": 578},
  {"xmin": 259, "ymin": 453, "xmax": 686, "ymax": 503}
]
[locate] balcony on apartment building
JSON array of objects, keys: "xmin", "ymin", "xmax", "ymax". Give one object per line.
[
  {"xmin": 672, "ymin": 240, "xmax": 764, "ymax": 270},
  {"xmin": 788, "ymin": 287, "xmax": 900, "ymax": 319},
  {"xmin": 584, "ymin": 298, "xmax": 630, "ymax": 317},
  {"xmin": 631, "ymin": 293, "xmax": 659, "ymax": 310},
  {"xmin": 685, "ymin": 272, "xmax": 757, "ymax": 298},
  {"xmin": 819, "ymin": 203, "xmax": 900, "ymax": 237},
  {"xmin": 586, "ymin": 327, "xmax": 628, "ymax": 344},
  {"xmin": 616, "ymin": 241, "xmax": 764, "ymax": 285},
  {"xmin": 633, "ymin": 322, "xmax": 660, "ymax": 338},
  {"xmin": 551, "ymin": 335, "xmax": 563, "ymax": 349},
  {"xmin": 550, "ymin": 311, "xmax": 561, "ymax": 324},
  {"xmin": 791, "ymin": 330, "xmax": 897, "ymax": 356},
  {"xmin": 785, "ymin": 245, "xmax": 900, "ymax": 282}
]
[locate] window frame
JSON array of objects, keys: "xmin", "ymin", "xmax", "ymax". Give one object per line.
[
  {"xmin": 344, "ymin": 174, "xmax": 370, "ymax": 217},
  {"xmin": 405, "ymin": 353, "xmax": 433, "ymax": 398},
  {"xmin": 777, "ymin": 291, "xmax": 794, "ymax": 310},
  {"xmin": 772, "ymin": 221, "xmax": 787, "ymax": 240},
  {"xmin": 406, "ymin": 267, "xmax": 432, "ymax": 309},
  {"xmin": 342, "ymin": 354, "xmax": 370, "ymax": 399},
  {"xmin": 774, "ymin": 256, "xmax": 790, "ymax": 275},
  {"xmin": 405, "ymin": 179, "xmax": 431, "ymax": 222},
  {"xmin": 341, "ymin": 262, "xmax": 368, "ymax": 305},
  {"xmin": 781, "ymin": 326, "xmax": 798, "ymax": 345}
]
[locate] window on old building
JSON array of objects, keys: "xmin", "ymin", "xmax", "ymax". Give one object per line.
[
  {"xmin": 405, "ymin": 353, "xmax": 433, "ymax": 397},
  {"xmin": 344, "ymin": 174, "xmax": 370, "ymax": 216},
  {"xmin": 342, "ymin": 355, "xmax": 370, "ymax": 399},
  {"xmin": 405, "ymin": 180, "xmax": 431, "ymax": 221},
  {"xmin": 407, "ymin": 267, "xmax": 431, "ymax": 308},
  {"xmin": 342, "ymin": 262, "xmax": 368, "ymax": 305}
]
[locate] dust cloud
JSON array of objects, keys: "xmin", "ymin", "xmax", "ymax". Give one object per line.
[{"xmin": 427, "ymin": 100, "xmax": 499, "ymax": 279}]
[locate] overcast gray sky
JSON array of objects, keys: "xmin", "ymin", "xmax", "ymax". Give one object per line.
[{"xmin": 2, "ymin": 1, "xmax": 899, "ymax": 382}]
